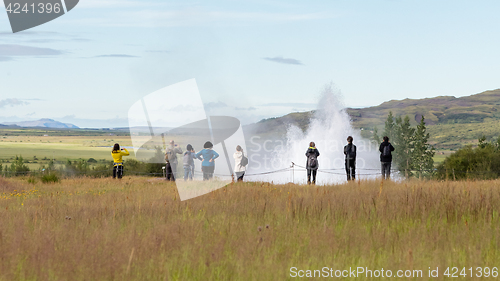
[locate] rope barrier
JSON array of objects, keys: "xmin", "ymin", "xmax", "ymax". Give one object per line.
[{"xmin": 1, "ymin": 161, "xmax": 496, "ymax": 179}]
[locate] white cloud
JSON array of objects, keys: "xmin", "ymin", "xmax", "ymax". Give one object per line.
[
  {"xmin": 263, "ymin": 56, "xmax": 303, "ymax": 65},
  {"xmin": 0, "ymin": 98, "xmax": 30, "ymax": 108},
  {"xmin": 0, "ymin": 44, "xmax": 63, "ymax": 56},
  {"xmin": 93, "ymin": 54, "xmax": 139, "ymax": 58}
]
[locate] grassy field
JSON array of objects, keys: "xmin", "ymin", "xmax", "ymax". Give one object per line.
[
  {"xmin": 0, "ymin": 135, "xmax": 134, "ymax": 161},
  {"xmin": 1, "ymin": 177, "xmax": 499, "ymax": 280},
  {"xmin": 426, "ymin": 120, "xmax": 500, "ymax": 150}
]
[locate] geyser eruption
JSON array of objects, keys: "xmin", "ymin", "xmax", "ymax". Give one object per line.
[{"xmin": 257, "ymin": 84, "xmax": 381, "ymax": 184}]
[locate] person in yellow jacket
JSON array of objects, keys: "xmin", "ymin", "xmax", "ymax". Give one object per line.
[{"xmin": 111, "ymin": 143, "xmax": 129, "ymax": 179}]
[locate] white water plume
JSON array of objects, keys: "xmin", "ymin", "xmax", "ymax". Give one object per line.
[{"xmin": 256, "ymin": 84, "xmax": 381, "ymax": 184}]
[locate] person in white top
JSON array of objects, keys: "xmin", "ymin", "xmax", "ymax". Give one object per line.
[{"xmin": 233, "ymin": 145, "xmax": 246, "ymax": 181}]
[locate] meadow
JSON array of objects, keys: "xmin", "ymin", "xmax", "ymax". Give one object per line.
[
  {"xmin": 0, "ymin": 177, "xmax": 499, "ymax": 280},
  {"xmin": 0, "ymin": 135, "xmax": 133, "ymax": 161}
]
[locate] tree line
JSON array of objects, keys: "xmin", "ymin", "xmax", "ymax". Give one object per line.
[{"xmin": 373, "ymin": 112, "xmax": 435, "ymax": 178}]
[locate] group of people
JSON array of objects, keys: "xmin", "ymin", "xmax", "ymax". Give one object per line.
[
  {"xmin": 111, "ymin": 140, "xmax": 248, "ymax": 181},
  {"xmin": 305, "ymin": 136, "xmax": 395, "ymax": 184},
  {"xmin": 163, "ymin": 140, "xmax": 247, "ymax": 182},
  {"xmin": 164, "ymin": 140, "xmax": 220, "ymax": 181},
  {"xmin": 111, "ymin": 136, "xmax": 395, "ymax": 183}
]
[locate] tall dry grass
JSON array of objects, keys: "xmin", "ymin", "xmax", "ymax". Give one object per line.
[{"xmin": 0, "ymin": 177, "xmax": 499, "ymax": 280}]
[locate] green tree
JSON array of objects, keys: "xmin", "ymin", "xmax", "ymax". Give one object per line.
[
  {"xmin": 412, "ymin": 116, "xmax": 435, "ymax": 178},
  {"xmin": 478, "ymin": 135, "xmax": 487, "ymax": 149},
  {"xmin": 383, "ymin": 111, "xmax": 395, "ymax": 141},
  {"xmin": 393, "ymin": 115, "xmax": 415, "ymax": 177},
  {"xmin": 10, "ymin": 156, "xmax": 30, "ymax": 176}
]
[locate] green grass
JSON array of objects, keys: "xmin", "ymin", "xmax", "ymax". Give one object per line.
[
  {"xmin": 0, "ymin": 135, "xmax": 135, "ymax": 163},
  {"xmin": 427, "ymin": 120, "xmax": 500, "ymax": 150}
]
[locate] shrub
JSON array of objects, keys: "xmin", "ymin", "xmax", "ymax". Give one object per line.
[
  {"xmin": 41, "ymin": 173, "xmax": 60, "ymax": 184},
  {"xmin": 436, "ymin": 137, "xmax": 500, "ymax": 180}
]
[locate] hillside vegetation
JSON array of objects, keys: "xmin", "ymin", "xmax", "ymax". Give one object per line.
[
  {"xmin": 248, "ymin": 89, "xmax": 500, "ymax": 150},
  {"xmin": 348, "ymin": 89, "xmax": 500, "ymax": 128}
]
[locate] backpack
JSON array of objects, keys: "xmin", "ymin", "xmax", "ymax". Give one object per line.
[
  {"xmin": 382, "ymin": 145, "xmax": 391, "ymax": 157},
  {"xmin": 347, "ymin": 145, "xmax": 356, "ymax": 159},
  {"xmin": 240, "ymin": 152, "xmax": 249, "ymax": 167},
  {"xmin": 308, "ymin": 156, "xmax": 318, "ymax": 169}
]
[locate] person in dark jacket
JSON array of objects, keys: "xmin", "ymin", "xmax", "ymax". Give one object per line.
[
  {"xmin": 379, "ymin": 136, "xmax": 395, "ymax": 179},
  {"xmin": 344, "ymin": 136, "xmax": 356, "ymax": 181},
  {"xmin": 305, "ymin": 142, "xmax": 320, "ymax": 185}
]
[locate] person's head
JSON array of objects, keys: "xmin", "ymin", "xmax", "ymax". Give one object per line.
[
  {"xmin": 169, "ymin": 140, "xmax": 175, "ymax": 146},
  {"xmin": 347, "ymin": 136, "xmax": 353, "ymax": 143},
  {"xmin": 309, "ymin": 142, "xmax": 315, "ymax": 148},
  {"xmin": 113, "ymin": 143, "xmax": 120, "ymax": 152},
  {"xmin": 186, "ymin": 144, "xmax": 193, "ymax": 151},
  {"xmin": 383, "ymin": 136, "xmax": 389, "ymax": 142},
  {"xmin": 236, "ymin": 145, "xmax": 242, "ymax": 152},
  {"xmin": 204, "ymin": 141, "xmax": 213, "ymax": 149}
]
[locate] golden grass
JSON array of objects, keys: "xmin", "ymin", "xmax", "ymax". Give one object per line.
[{"xmin": 0, "ymin": 177, "xmax": 499, "ymax": 280}]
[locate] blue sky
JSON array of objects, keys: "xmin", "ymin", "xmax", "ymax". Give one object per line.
[{"xmin": 0, "ymin": 0, "xmax": 499, "ymax": 128}]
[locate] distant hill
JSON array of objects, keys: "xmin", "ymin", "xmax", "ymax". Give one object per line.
[
  {"xmin": 247, "ymin": 89, "xmax": 500, "ymax": 150},
  {"xmin": 2, "ymin": 119, "xmax": 79, "ymax": 129},
  {"xmin": 0, "ymin": 124, "xmax": 19, "ymax": 128},
  {"xmin": 347, "ymin": 89, "xmax": 500, "ymax": 128}
]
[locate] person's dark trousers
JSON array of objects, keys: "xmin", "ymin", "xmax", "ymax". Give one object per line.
[
  {"xmin": 166, "ymin": 162, "xmax": 175, "ymax": 181},
  {"xmin": 235, "ymin": 172, "xmax": 245, "ymax": 181},
  {"xmin": 113, "ymin": 164, "xmax": 123, "ymax": 179},
  {"xmin": 345, "ymin": 159, "xmax": 356, "ymax": 181},
  {"xmin": 202, "ymin": 166, "xmax": 215, "ymax": 181},
  {"xmin": 381, "ymin": 162, "xmax": 391, "ymax": 179},
  {"xmin": 307, "ymin": 169, "xmax": 317, "ymax": 184}
]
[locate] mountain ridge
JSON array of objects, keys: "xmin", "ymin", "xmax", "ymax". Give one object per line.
[
  {"xmin": 2, "ymin": 118, "xmax": 79, "ymax": 129},
  {"xmin": 248, "ymin": 89, "xmax": 500, "ymax": 149}
]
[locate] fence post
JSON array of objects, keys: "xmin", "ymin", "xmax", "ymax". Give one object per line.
[
  {"xmin": 452, "ymin": 169, "xmax": 456, "ymax": 181},
  {"xmin": 291, "ymin": 162, "xmax": 295, "ymax": 184}
]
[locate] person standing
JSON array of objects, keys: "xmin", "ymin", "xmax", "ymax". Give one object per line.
[
  {"xmin": 165, "ymin": 140, "xmax": 183, "ymax": 181},
  {"xmin": 233, "ymin": 145, "xmax": 247, "ymax": 182},
  {"xmin": 196, "ymin": 141, "xmax": 220, "ymax": 180},
  {"xmin": 305, "ymin": 142, "xmax": 320, "ymax": 185},
  {"xmin": 111, "ymin": 143, "xmax": 129, "ymax": 179},
  {"xmin": 183, "ymin": 144, "xmax": 196, "ymax": 181},
  {"xmin": 379, "ymin": 136, "xmax": 395, "ymax": 180},
  {"xmin": 344, "ymin": 136, "xmax": 357, "ymax": 181}
]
